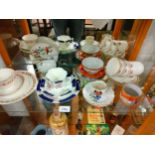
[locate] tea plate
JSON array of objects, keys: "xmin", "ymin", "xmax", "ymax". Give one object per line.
[{"xmin": 0, "ymin": 71, "xmax": 37, "ymax": 105}]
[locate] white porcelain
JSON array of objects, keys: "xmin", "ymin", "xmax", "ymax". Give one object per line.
[
  {"xmin": 37, "ymin": 60, "xmax": 56, "ymax": 74},
  {"xmin": 130, "ymin": 62, "xmax": 144, "ymax": 75},
  {"xmin": 106, "ymin": 57, "xmax": 120, "ymax": 76},
  {"xmin": 110, "ymin": 75, "xmax": 139, "ymax": 84},
  {"xmin": 82, "ymin": 81, "xmax": 114, "ymax": 107},
  {"xmin": 106, "ymin": 57, "xmax": 144, "ymax": 77},
  {"xmin": 46, "ymin": 67, "xmax": 67, "ymax": 82},
  {"xmin": 81, "ymin": 44, "xmax": 100, "ymax": 54},
  {"xmin": 0, "ymin": 68, "xmax": 15, "ymax": 88},
  {"xmin": 57, "ymin": 35, "xmax": 72, "ymax": 42},
  {"xmin": 37, "ymin": 75, "xmax": 80, "ymax": 103},
  {"xmin": 0, "ymin": 71, "xmax": 37, "ymax": 105},
  {"xmin": 81, "ymin": 40, "xmax": 99, "ymax": 46},
  {"xmin": 37, "ymin": 36, "xmax": 58, "ymax": 49},
  {"xmin": 82, "ymin": 57, "xmax": 104, "ymax": 74},
  {"xmin": 0, "ymin": 74, "xmax": 24, "ymax": 96},
  {"xmin": 101, "ymin": 35, "xmax": 128, "ymax": 58},
  {"xmin": 91, "ymin": 80, "xmax": 107, "ymax": 95},
  {"xmin": 22, "ymin": 34, "xmax": 38, "ymax": 48}
]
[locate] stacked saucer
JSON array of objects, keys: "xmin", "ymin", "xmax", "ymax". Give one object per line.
[
  {"xmin": 77, "ymin": 36, "xmax": 101, "ymax": 60},
  {"xmin": 106, "ymin": 57, "xmax": 144, "ymax": 84},
  {"xmin": 37, "ymin": 68, "xmax": 80, "ymax": 104},
  {"xmin": 78, "ymin": 57, "xmax": 105, "ymax": 79},
  {"xmin": 100, "ymin": 34, "xmax": 128, "ymax": 58},
  {"xmin": 0, "ymin": 68, "xmax": 37, "ymax": 105},
  {"xmin": 82, "ymin": 80, "xmax": 115, "ymax": 107}
]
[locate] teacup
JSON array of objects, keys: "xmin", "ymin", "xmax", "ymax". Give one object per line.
[
  {"xmin": 120, "ymin": 83, "xmax": 143, "ymax": 105},
  {"xmin": 0, "ymin": 68, "xmax": 15, "ymax": 88},
  {"xmin": 0, "ymin": 68, "xmax": 24, "ymax": 96},
  {"xmin": 57, "ymin": 35, "xmax": 73, "ymax": 50},
  {"xmin": 85, "ymin": 36, "xmax": 95, "ymax": 44},
  {"xmin": 90, "ymin": 81, "xmax": 107, "ymax": 100},
  {"xmin": 22, "ymin": 34, "xmax": 38, "ymax": 48},
  {"xmin": 82, "ymin": 57, "xmax": 104, "ymax": 74},
  {"xmin": 106, "ymin": 57, "xmax": 144, "ymax": 77},
  {"xmin": 45, "ymin": 68, "xmax": 67, "ymax": 88}
]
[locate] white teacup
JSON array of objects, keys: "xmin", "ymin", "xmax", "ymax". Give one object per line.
[
  {"xmin": 82, "ymin": 57, "xmax": 104, "ymax": 74},
  {"xmin": 90, "ymin": 80, "xmax": 107, "ymax": 100},
  {"xmin": 22, "ymin": 34, "xmax": 38, "ymax": 48},
  {"xmin": 45, "ymin": 68, "xmax": 67, "ymax": 88},
  {"xmin": 0, "ymin": 68, "xmax": 15, "ymax": 88},
  {"xmin": 57, "ymin": 35, "xmax": 73, "ymax": 50},
  {"xmin": 106, "ymin": 57, "xmax": 144, "ymax": 77}
]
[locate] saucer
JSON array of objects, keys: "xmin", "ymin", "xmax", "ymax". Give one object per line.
[
  {"xmin": 78, "ymin": 65, "xmax": 105, "ymax": 79},
  {"xmin": 109, "ymin": 75, "xmax": 139, "ymax": 84},
  {"xmin": 80, "ymin": 40, "xmax": 99, "ymax": 47},
  {"xmin": 56, "ymin": 41, "xmax": 78, "ymax": 54},
  {"xmin": 37, "ymin": 76, "xmax": 80, "ymax": 104},
  {"xmin": 0, "ymin": 71, "xmax": 37, "ymax": 105},
  {"xmin": 20, "ymin": 36, "xmax": 58, "ymax": 54},
  {"xmin": 82, "ymin": 81, "xmax": 115, "ymax": 107},
  {"xmin": 76, "ymin": 50, "xmax": 102, "ymax": 60}
]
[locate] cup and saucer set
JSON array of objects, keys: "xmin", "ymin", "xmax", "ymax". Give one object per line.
[
  {"xmin": 100, "ymin": 34, "xmax": 128, "ymax": 59},
  {"xmin": 106, "ymin": 57, "xmax": 144, "ymax": 84},
  {"xmin": 0, "ymin": 68, "xmax": 37, "ymax": 116},
  {"xmin": 19, "ymin": 34, "xmax": 59, "ymax": 64},
  {"xmin": 75, "ymin": 56, "xmax": 105, "ymax": 87},
  {"xmin": 37, "ymin": 67, "xmax": 80, "ymax": 104},
  {"xmin": 76, "ymin": 36, "xmax": 102, "ymax": 60},
  {"xmin": 82, "ymin": 80, "xmax": 115, "ymax": 108},
  {"xmin": 56, "ymin": 35, "xmax": 79, "ymax": 54}
]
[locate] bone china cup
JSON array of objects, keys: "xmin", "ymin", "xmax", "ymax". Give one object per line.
[{"xmin": 0, "ymin": 68, "xmax": 15, "ymax": 88}]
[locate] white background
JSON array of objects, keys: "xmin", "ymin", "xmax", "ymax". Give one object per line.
[{"xmin": 0, "ymin": 0, "xmax": 155, "ymax": 154}]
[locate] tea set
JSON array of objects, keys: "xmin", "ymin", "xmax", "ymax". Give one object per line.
[
  {"xmin": 37, "ymin": 68, "xmax": 80, "ymax": 104},
  {"xmin": 76, "ymin": 36, "xmax": 102, "ymax": 60},
  {"xmin": 106, "ymin": 57, "xmax": 144, "ymax": 84},
  {"xmin": 100, "ymin": 34, "xmax": 128, "ymax": 58},
  {"xmin": 19, "ymin": 34, "xmax": 59, "ymax": 63},
  {"xmin": 82, "ymin": 80, "xmax": 115, "ymax": 107},
  {"xmin": 1, "ymin": 33, "xmax": 145, "ymax": 114},
  {"xmin": 56, "ymin": 35, "xmax": 79, "ymax": 54}
]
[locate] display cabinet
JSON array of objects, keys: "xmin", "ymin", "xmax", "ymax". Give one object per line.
[{"xmin": 0, "ymin": 19, "xmax": 155, "ymax": 135}]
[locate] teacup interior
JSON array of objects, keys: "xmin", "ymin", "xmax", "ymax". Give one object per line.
[
  {"xmin": 92, "ymin": 82, "xmax": 107, "ymax": 90},
  {"xmin": 82, "ymin": 57, "xmax": 104, "ymax": 69},
  {"xmin": 124, "ymin": 84, "xmax": 142, "ymax": 97}
]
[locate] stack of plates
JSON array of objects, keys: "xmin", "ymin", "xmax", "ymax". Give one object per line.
[
  {"xmin": 0, "ymin": 69, "xmax": 37, "ymax": 105},
  {"xmin": 37, "ymin": 76, "xmax": 80, "ymax": 104}
]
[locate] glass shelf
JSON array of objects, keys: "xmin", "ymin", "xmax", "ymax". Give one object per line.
[{"xmin": 0, "ymin": 48, "xmax": 152, "ymax": 135}]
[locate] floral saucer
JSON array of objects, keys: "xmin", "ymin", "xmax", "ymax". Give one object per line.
[{"xmin": 82, "ymin": 81, "xmax": 115, "ymax": 107}]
